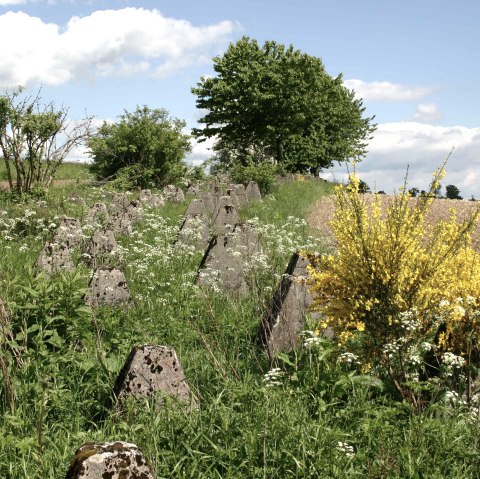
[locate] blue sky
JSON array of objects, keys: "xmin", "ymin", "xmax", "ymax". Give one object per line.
[{"xmin": 1, "ymin": 0, "xmax": 479, "ymax": 196}]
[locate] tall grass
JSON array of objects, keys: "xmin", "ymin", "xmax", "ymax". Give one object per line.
[
  {"xmin": 0, "ymin": 161, "xmax": 93, "ymax": 182},
  {"xmin": 0, "ymin": 178, "xmax": 478, "ymax": 478}
]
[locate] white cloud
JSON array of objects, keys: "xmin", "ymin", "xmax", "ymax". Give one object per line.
[
  {"xmin": 343, "ymin": 79, "xmax": 437, "ymax": 101},
  {"xmin": 0, "ymin": 9, "xmax": 239, "ymax": 86},
  {"xmin": 0, "ymin": 0, "xmax": 25, "ymax": 5},
  {"xmin": 187, "ymin": 136, "xmax": 216, "ymax": 165},
  {"xmin": 320, "ymin": 122, "xmax": 480, "ymax": 198},
  {"xmin": 412, "ymin": 103, "xmax": 443, "ymax": 122}
]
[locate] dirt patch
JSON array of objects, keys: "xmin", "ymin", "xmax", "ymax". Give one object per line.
[
  {"xmin": 0, "ymin": 179, "xmax": 90, "ymax": 190},
  {"xmin": 308, "ymin": 193, "xmax": 480, "ymax": 250}
]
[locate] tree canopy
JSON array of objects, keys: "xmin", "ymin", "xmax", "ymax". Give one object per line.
[
  {"xmin": 87, "ymin": 106, "xmax": 191, "ymax": 188},
  {"xmin": 0, "ymin": 87, "xmax": 92, "ymax": 194},
  {"xmin": 192, "ymin": 36, "xmax": 376, "ymax": 174}
]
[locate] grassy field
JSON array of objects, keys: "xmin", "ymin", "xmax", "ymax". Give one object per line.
[
  {"xmin": 0, "ymin": 179, "xmax": 478, "ymax": 478},
  {"xmin": 0, "ymin": 161, "xmax": 93, "ymax": 183}
]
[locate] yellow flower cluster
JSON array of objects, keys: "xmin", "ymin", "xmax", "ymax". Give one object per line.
[{"xmin": 308, "ymin": 166, "xmax": 480, "ymax": 362}]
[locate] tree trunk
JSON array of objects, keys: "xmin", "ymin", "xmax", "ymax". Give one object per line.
[{"xmin": 275, "ymin": 139, "xmax": 284, "ymax": 164}]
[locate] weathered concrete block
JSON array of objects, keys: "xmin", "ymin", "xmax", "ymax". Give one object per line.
[
  {"xmin": 261, "ymin": 252, "xmax": 320, "ymax": 359},
  {"xmin": 233, "ymin": 184, "xmax": 248, "ymax": 207},
  {"xmin": 83, "ymin": 203, "xmax": 109, "ymax": 227},
  {"xmin": 225, "ymin": 189, "xmax": 240, "ymax": 210},
  {"xmin": 177, "ymin": 214, "xmax": 210, "ymax": 251},
  {"xmin": 53, "ymin": 216, "xmax": 84, "ymax": 249},
  {"xmin": 114, "ymin": 345, "xmax": 193, "ymax": 407},
  {"xmin": 197, "ymin": 192, "xmax": 215, "ymax": 216},
  {"xmin": 184, "ymin": 199, "xmax": 208, "ymax": 217},
  {"xmin": 139, "ymin": 190, "xmax": 164, "ymax": 208},
  {"xmin": 84, "ymin": 228, "xmax": 123, "ymax": 268},
  {"xmin": 245, "ymin": 181, "xmax": 262, "ymax": 201},
  {"xmin": 212, "ymin": 203, "xmax": 240, "ymax": 235},
  {"xmin": 36, "ymin": 242, "xmax": 74, "ymax": 274},
  {"xmin": 197, "ymin": 223, "xmax": 261, "ymax": 295},
  {"xmin": 85, "ymin": 267, "xmax": 132, "ymax": 307},
  {"xmin": 65, "ymin": 441, "xmax": 155, "ymax": 479},
  {"xmin": 163, "ymin": 185, "xmax": 185, "ymax": 203}
]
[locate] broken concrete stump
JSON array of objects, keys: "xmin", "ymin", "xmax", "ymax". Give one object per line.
[
  {"xmin": 65, "ymin": 442, "xmax": 155, "ymax": 479},
  {"xmin": 245, "ymin": 181, "xmax": 262, "ymax": 201},
  {"xmin": 85, "ymin": 267, "xmax": 132, "ymax": 307},
  {"xmin": 176, "ymin": 214, "xmax": 210, "ymax": 251},
  {"xmin": 261, "ymin": 252, "xmax": 319, "ymax": 359},
  {"xmin": 114, "ymin": 345, "xmax": 194, "ymax": 408},
  {"xmin": 84, "ymin": 228, "xmax": 123, "ymax": 268},
  {"xmin": 36, "ymin": 242, "xmax": 74, "ymax": 274}
]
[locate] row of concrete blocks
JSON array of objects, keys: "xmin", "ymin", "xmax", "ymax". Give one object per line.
[{"xmin": 63, "ymin": 252, "xmax": 319, "ymax": 478}]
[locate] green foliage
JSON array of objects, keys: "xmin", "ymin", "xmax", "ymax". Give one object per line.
[
  {"xmin": 192, "ymin": 36, "xmax": 376, "ymax": 174},
  {"xmin": 446, "ymin": 184, "xmax": 462, "ymax": 200},
  {"xmin": 87, "ymin": 106, "xmax": 191, "ymax": 188},
  {"xmin": 0, "ymin": 87, "xmax": 92, "ymax": 194},
  {"xmin": 0, "ymin": 178, "xmax": 479, "ymax": 478},
  {"xmin": 230, "ymin": 162, "xmax": 278, "ymax": 195}
]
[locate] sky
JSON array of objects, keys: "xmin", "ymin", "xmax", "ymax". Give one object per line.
[{"xmin": 1, "ymin": 0, "xmax": 479, "ymax": 197}]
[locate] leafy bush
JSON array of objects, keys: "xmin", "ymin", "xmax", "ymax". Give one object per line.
[
  {"xmin": 230, "ymin": 163, "xmax": 279, "ymax": 195},
  {"xmin": 308, "ymin": 166, "xmax": 480, "ymax": 403}
]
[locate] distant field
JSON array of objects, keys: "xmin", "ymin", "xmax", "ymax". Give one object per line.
[
  {"xmin": 309, "ymin": 193, "xmax": 480, "ymax": 248},
  {"xmin": 0, "ymin": 161, "xmax": 93, "ymax": 182}
]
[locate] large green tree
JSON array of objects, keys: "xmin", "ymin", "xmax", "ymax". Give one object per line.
[
  {"xmin": 0, "ymin": 87, "xmax": 93, "ymax": 194},
  {"xmin": 87, "ymin": 106, "xmax": 191, "ymax": 188},
  {"xmin": 192, "ymin": 37, "xmax": 376, "ymax": 174}
]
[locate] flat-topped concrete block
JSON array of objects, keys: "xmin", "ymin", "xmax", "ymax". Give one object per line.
[
  {"xmin": 65, "ymin": 442, "xmax": 155, "ymax": 479},
  {"xmin": 114, "ymin": 345, "xmax": 194, "ymax": 408},
  {"xmin": 85, "ymin": 267, "xmax": 132, "ymax": 307}
]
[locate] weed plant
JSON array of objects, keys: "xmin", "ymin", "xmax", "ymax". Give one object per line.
[{"xmin": 0, "ymin": 178, "xmax": 478, "ymax": 478}]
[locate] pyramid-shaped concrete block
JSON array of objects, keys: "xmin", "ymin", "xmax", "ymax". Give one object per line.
[
  {"xmin": 85, "ymin": 267, "xmax": 132, "ymax": 307},
  {"xmin": 36, "ymin": 242, "xmax": 74, "ymax": 275},
  {"xmin": 177, "ymin": 214, "xmax": 210, "ymax": 251},
  {"xmin": 83, "ymin": 203, "xmax": 109, "ymax": 227},
  {"xmin": 233, "ymin": 184, "xmax": 248, "ymax": 206},
  {"xmin": 113, "ymin": 345, "xmax": 194, "ymax": 407},
  {"xmin": 197, "ymin": 192, "xmax": 215, "ymax": 216},
  {"xmin": 185, "ymin": 199, "xmax": 208, "ymax": 217},
  {"xmin": 163, "ymin": 185, "xmax": 185, "ymax": 203},
  {"xmin": 245, "ymin": 181, "xmax": 262, "ymax": 201},
  {"xmin": 65, "ymin": 442, "xmax": 156, "ymax": 479},
  {"xmin": 84, "ymin": 228, "xmax": 123, "ymax": 268},
  {"xmin": 212, "ymin": 203, "xmax": 240, "ymax": 235},
  {"xmin": 53, "ymin": 216, "xmax": 84, "ymax": 249},
  {"xmin": 261, "ymin": 252, "xmax": 320, "ymax": 358},
  {"xmin": 139, "ymin": 189, "xmax": 164, "ymax": 208}
]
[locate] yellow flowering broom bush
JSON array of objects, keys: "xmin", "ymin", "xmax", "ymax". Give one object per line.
[{"xmin": 308, "ymin": 166, "xmax": 480, "ymax": 402}]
